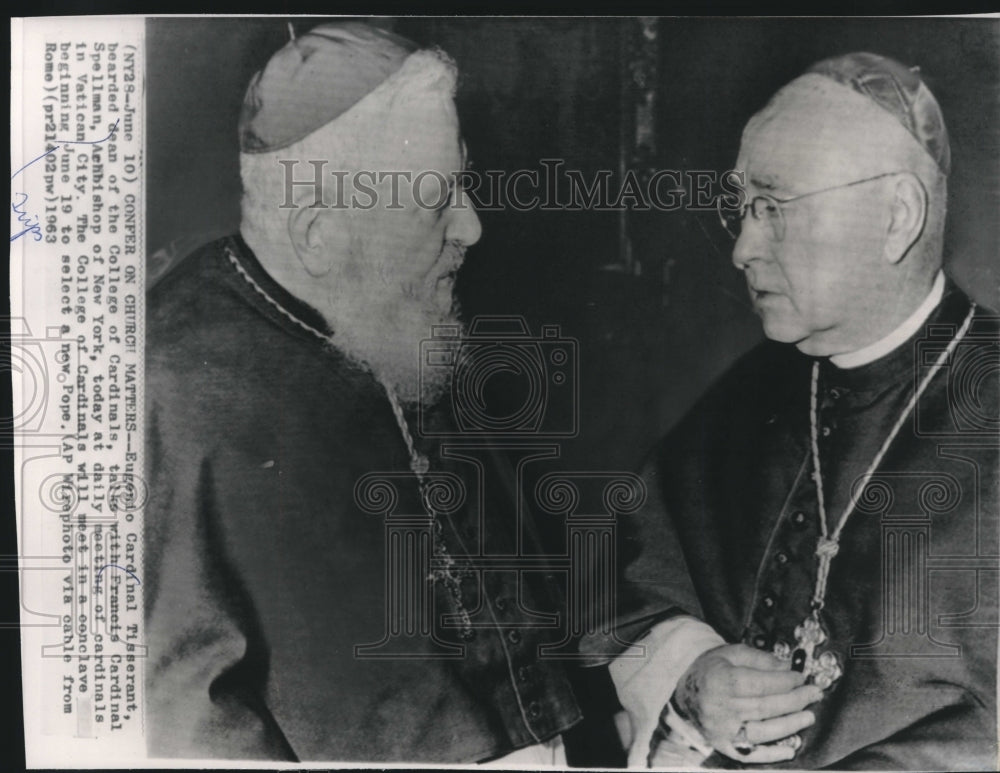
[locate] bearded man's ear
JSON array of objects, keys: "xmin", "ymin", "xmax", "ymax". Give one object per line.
[{"xmin": 288, "ymin": 204, "xmax": 334, "ymax": 277}]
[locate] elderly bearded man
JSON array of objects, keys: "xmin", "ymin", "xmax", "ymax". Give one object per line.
[
  {"xmin": 588, "ymin": 53, "xmax": 998, "ymax": 769},
  {"xmin": 143, "ymin": 23, "xmax": 581, "ymax": 763}
]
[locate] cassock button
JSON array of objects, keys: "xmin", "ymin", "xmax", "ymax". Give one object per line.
[
  {"xmin": 762, "ymin": 594, "xmax": 775, "ymax": 610},
  {"xmin": 527, "ymin": 701, "xmax": 543, "ymax": 720},
  {"xmin": 829, "ymin": 387, "xmax": 842, "ymax": 400},
  {"xmin": 495, "ymin": 597, "xmax": 507, "ymax": 612},
  {"xmin": 821, "ymin": 425, "xmax": 832, "ymax": 437},
  {"xmin": 517, "ymin": 665, "xmax": 533, "ymax": 682},
  {"xmin": 508, "ymin": 630, "xmax": 522, "ymax": 645},
  {"xmin": 461, "ymin": 629, "xmax": 477, "ymax": 642},
  {"xmin": 792, "ymin": 511, "xmax": 808, "ymax": 528},
  {"xmin": 776, "ymin": 552, "xmax": 789, "ymax": 565},
  {"xmin": 753, "ymin": 635, "xmax": 767, "ymax": 649}
]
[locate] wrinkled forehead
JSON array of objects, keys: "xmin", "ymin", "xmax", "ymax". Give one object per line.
[
  {"xmin": 375, "ymin": 78, "xmax": 463, "ymax": 170},
  {"xmin": 390, "ymin": 72, "xmax": 460, "ymax": 126},
  {"xmin": 317, "ymin": 48, "xmax": 464, "ymax": 171},
  {"xmin": 736, "ymin": 74, "xmax": 920, "ymax": 195}
]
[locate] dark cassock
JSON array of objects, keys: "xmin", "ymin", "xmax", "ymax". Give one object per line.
[
  {"xmin": 143, "ymin": 233, "xmax": 581, "ymax": 761},
  {"xmin": 585, "ymin": 276, "xmax": 998, "ymax": 769}
]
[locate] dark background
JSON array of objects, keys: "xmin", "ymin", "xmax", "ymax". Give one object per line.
[
  {"xmin": 145, "ymin": 17, "xmax": 999, "ymax": 766},
  {"xmin": 147, "ymin": 17, "xmax": 999, "ymax": 476}
]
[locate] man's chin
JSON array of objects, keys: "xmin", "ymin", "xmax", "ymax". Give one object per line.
[
  {"xmin": 761, "ymin": 317, "xmax": 838, "ymax": 358},
  {"xmin": 345, "ymin": 295, "xmax": 463, "ymax": 409},
  {"xmin": 758, "ymin": 311, "xmax": 810, "ymax": 347}
]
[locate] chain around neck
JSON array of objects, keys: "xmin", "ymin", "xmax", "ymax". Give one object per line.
[
  {"xmin": 226, "ymin": 244, "xmax": 471, "ymax": 631},
  {"xmin": 807, "ymin": 302, "xmax": 976, "ymax": 611},
  {"xmin": 225, "ymin": 244, "xmax": 433, "ymax": 478}
]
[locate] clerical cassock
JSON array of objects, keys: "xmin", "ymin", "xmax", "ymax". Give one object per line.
[{"xmin": 584, "ymin": 275, "xmax": 998, "ymax": 769}]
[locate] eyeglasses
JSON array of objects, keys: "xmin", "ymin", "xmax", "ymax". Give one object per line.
[{"xmin": 717, "ymin": 171, "xmax": 904, "ymax": 241}]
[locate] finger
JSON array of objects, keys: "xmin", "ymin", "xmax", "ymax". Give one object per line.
[
  {"xmin": 722, "ymin": 645, "xmax": 791, "ymax": 672},
  {"xmin": 729, "ymin": 667, "xmax": 807, "ymax": 697},
  {"xmin": 737, "ymin": 738, "xmax": 802, "ymax": 765},
  {"xmin": 716, "ymin": 744, "xmax": 796, "ymax": 765},
  {"xmin": 744, "ymin": 711, "xmax": 815, "ymax": 744},
  {"xmin": 734, "ymin": 685, "xmax": 824, "ymax": 720}
]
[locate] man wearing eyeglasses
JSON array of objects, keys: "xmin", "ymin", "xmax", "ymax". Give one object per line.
[{"xmin": 586, "ymin": 52, "xmax": 997, "ymax": 769}]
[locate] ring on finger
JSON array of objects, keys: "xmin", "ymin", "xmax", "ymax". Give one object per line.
[{"xmin": 776, "ymin": 734, "xmax": 802, "ymax": 752}]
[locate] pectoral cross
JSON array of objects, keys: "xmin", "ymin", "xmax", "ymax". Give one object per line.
[{"xmin": 773, "ymin": 614, "xmax": 843, "ymax": 690}]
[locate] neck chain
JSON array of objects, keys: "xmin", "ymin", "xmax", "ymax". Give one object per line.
[
  {"xmin": 780, "ymin": 301, "xmax": 977, "ymax": 688},
  {"xmin": 225, "ymin": 245, "xmax": 473, "ymax": 635},
  {"xmin": 226, "ymin": 243, "xmax": 430, "ymax": 474}
]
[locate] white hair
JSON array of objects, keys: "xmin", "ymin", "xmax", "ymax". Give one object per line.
[
  {"xmin": 239, "ymin": 48, "xmax": 458, "ymax": 246},
  {"xmin": 745, "ymin": 73, "xmax": 948, "ymax": 269}
]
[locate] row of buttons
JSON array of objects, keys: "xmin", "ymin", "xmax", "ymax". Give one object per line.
[
  {"xmin": 751, "ymin": 510, "xmax": 814, "ymax": 636},
  {"xmin": 453, "ymin": 619, "xmax": 546, "ymax": 723},
  {"xmin": 819, "ymin": 386, "xmax": 843, "ymax": 436},
  {"xmin": 748, "ymin": 502, "xmax": 823, "ymax": 649},
  {"xmin": 493, "ymin": 595, "xmax": 545, "ymax": 725},
  {"xmin": 458, "ymin": 597, "xmax": 516, "ymax": 640},
  {"xmin": 494, "ymin": 596, "xmax": 519, "ymax": 642}
]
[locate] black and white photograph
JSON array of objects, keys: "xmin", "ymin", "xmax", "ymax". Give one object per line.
[{"xmin": 8, "ymin": 14, "xmax": 1000, "ymax": 770}]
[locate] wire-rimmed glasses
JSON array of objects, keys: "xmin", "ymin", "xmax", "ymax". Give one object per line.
[{"xmin": 717, "ymin": 171, "xmax": 905, "ymax": 241}]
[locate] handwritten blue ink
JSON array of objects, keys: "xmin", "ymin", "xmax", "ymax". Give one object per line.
[
  {"xmin": 95, "ymin": 563, "xmax": 141, "ymax": 584},
  {"xmin": 10, "ymin": 192, "xmax": 42, "ymax": 242},
  {"xmin": 11, "ymin": 119, "xmax": 121, "ymax": 182},
  {"xmin": 11, "ymin": 146, "xmax": 60, "ymax": 182},
  {"xmin": 11, "ymin": 118, "xmax": 121, "ymax": 242}
]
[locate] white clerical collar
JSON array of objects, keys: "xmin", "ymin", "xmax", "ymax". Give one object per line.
[{"xmin": 830, "ymin": 271, "xmax": 946, "ymax": 370}]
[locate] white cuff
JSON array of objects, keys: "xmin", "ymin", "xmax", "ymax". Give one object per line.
[
  {"xmin": 609, "ymin": 616, "xmax": 723, "ymax": 768},
  {"xmin": 661, "ymin": 698, "xmax": 715, "ymax": 760},
  {"xmin": 480, "ymin": 736, "xmax": 566, "ymax": 768}
]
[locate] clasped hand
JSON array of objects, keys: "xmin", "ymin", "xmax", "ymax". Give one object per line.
[{"xmin": 672, "ymin": 643, "xmax": 823, "ymax": 764}]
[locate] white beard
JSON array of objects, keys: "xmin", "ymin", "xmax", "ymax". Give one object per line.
[{"xmin": 330, "ymin": 246, "xmax": 466, "ymax": 409}]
